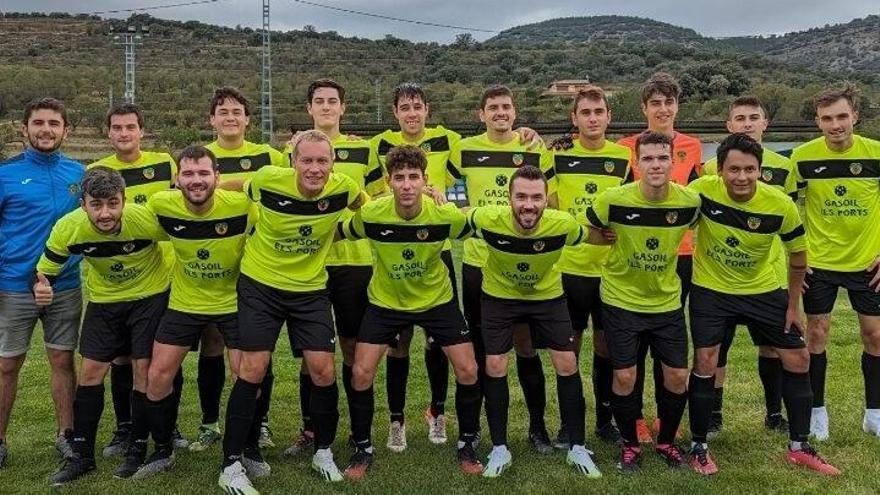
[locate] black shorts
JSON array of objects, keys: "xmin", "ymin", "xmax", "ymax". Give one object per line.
[
  {"xmin": 481, "ymin": 293, "xmax": 575, "ymax": 355},
  {"xmin": 803, "ymin": 267, "xmax": 880, "ymax": 316},
  {"xmin": 235, "ymin": 274, "xmax": 336, "ymax": 353},
  {"xmin": 690, "ymin": 285, "xmax": 806, "ymax": 354},
  {"xmin": 359, "ymin": 299, "xmax": 471, "ymax": 348},
  {"xmin": 602, "ymin": 303, "xmax": 688, "ymax": 370},
  {"xmin": 677, "ymin": 254, "xmax": 693, "ymax": 306},
  {"xmin": 80, "ymin": 291, "xmax": 169, "ymax": 362},
  {"xmin": 462, "ymin": 263, "xmax": 484, "ymax": 353},
  {"xmin": 155, "ymin": 309, "xmax": 240, "ymax": 349},
  {"xmin": 394, "ymin": 249, "xmax": 460, "ymax": 349},
  {"xmin": 327, "ymin": 265, "xmax": 372, "ymax": 339},
  {"xmin": 562, "ymin": 274, "xmax": 602, "ymax": 333}
]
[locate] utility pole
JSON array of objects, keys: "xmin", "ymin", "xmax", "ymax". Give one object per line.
[
  {"xmin": 260, "ymin": 0, "xmax": 273, "ymax": 144},
  {"xmin": 111, "ymin": 25, "xmax": 149, "ymax": 103},
  {"xmin": 375, "ymin": 79, "xmax": 381, "ymax": 124}
]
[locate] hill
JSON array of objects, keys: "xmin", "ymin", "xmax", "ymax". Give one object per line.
[{"xmin": 486, "ymin": 15, "xmax": 709, "ymax": 47}]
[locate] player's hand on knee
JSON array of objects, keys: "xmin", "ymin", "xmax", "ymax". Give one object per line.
[
  {"xmin": 32, "ymin": 273, "xmax": 54, "ymax": 307},
  {"xmin": 785, "ymin": 307, "xmax": 805, "ymax": 334}
]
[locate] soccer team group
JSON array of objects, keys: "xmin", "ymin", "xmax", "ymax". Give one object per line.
[{"xmin": 1, "ymin": 71, "xmax": 879, "ymax": 493}]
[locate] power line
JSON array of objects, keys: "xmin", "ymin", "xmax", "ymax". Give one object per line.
[
  {"xmin": 289, "ymin": 0, "xmax": 499, "ymax": 34},
  {"xmin": 79, "ymin": 0, "xmax": 225, "ymax": 16}
]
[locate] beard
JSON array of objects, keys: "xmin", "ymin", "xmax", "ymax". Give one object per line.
[
  {"xmin": 28, "ymin": 133, "xmax": 63, "ymax": 154},
  {"xmin": 514, "ymin": 207, "xmax": 543, "ymax": 231},
  {"xmin": 182, "ymin": 183, "xmax": 216, "ymax": 206}
]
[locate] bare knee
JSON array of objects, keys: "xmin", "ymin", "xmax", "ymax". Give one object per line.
[
  {"xmin": 663, "ymin": 367, "xmax": 689, "ymax": 394},
  {"xmin": 486, "ymin": 355, "xmax": 508, "ymax": 377},
  {"xmin": 551, "ymin": 351, "xmax": 578, "ymax": 376},
  {"xmin": 78, "ymin": 360, "xmax": 110, "ymax": 386},
  {"xmin": 306, "ymin": 356, "xmax": 336, "ymax": 386},
  {"xmin": 0, "ymin": 356, "xmax": 26, "ymax": 377},
  {"xmin": 613, "ymin": 367, "xmax": 636, "ymax": 395},
  {"xmin": 806, "ymin": 315, "xmax": 831, "ymax": 353},
  {"xmin": 779, "ymin": 349, "xmax": 810, "ymax": 374},
  {"xmin": 693, "ymin": 346, "xmax": 720, "ymax": 376},
  {"xmin": 452, "ymin": 359, "xmax": 478, "ymax": 385},
  {"xmin": 351, "ymin": 362, "xmax": 376, "ymax": 391}
]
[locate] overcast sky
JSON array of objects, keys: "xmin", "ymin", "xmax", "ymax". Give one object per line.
[{"xmin": 3, "ymin": 0, "xmax": 877, "ymax": 42}]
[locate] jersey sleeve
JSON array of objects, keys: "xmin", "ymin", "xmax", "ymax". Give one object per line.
[
  {"xmin": 585, "ymin": 190, "xmax": 611, "ymax": 229},
  {"xmin": 778, "ymin": 199, "xmax": 807, "ymax": 253},
  {"xmin": 341, "ymin": 210, "xmax": 366, "ymax": 240},
  {"xmin": 703, "ymin": 158, "xmax": 718, "ymax": 176},
  {"xmin": 244, "ymin": 168, "xmax": 268, "ymax": 203},
  {"xmin": 444, "ymin": 204, "xmax": 472, "ymax": 240},
  {"xmin": 168, "ymin": 156, "xmax": 179, "ymax": 183},
  {"xmin": 539, "ymin": 149, "xmax": 558, "ymax": 197},
  {"xmin": 563, "ymin": 214, "xmax": 586, "ymax": 246},
  {"xmin": 342, "ymin": 175, "xmax": 367, "ymax": 208},
  {"xmin": 781, "ymin": 158, "xmax": 798, "ymax": 199},
  {"xmin": 447, "ymin": 142, "xmax": 464, "ymax": 181},
  {"xmin": 465, "ymin": 207, "xmax": 484, "ymax": 239},
  {"xmin": 364, "ymin": 147, "xmax": 387, "ymax": 197},
  {"xmin": 444, "ymin": 130, "xmax": 463, "ymax": 188},
  {"xmin": 37, "ymin": 218, "xmax": 74, "ymax": 277},
  {"xmin": 269, "ymin": 148, "xmax": 288, "ymax": 168},
  {"xmin": 790, "ymin": 148, "xmax": 807, "ymax": 190}
]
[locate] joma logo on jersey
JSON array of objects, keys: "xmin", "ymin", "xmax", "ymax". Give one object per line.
[
  {"xmin": 517, "ymin": 262, "xmax": 530, "ymax": 272},
  {"xmin": 416, "ymin": 228, "xmax": 429, "ymax": 241},
  {"xmin": 134, "ymin": 194, "xmax": 147, "ymax": 205},
  {"xmin": 512, "ymin": 153, "xmax": 524, "ymax": 166},
  {"xmin": 646, "ymin": 237, "xmax": 660, "ymax": 250},
  {"xmin": 532, "ymin": 240, "xmax": 545, "ymax": 252},
  {"xmin": 665, "ymin": 211, "xmax": 678, "ymax": 224},
  {"xmin": 604, "ymin": 161, "xmax": 616, "ymax": 173},
  {"xmin": 197, "ymin": 249, "xmax": 210, "ymax": 260},
  {"xmin": 851, "ymin": 162, "xmax": 863, "ymax": 175},
  {"xmin": 337, "ymin": 149, "xmax": 349, "ymax": 161},
  {"xmin": 317, "ymin": 199, "xmax": 330, "ymax": 212},
  {"xmin": 747, "ymin": 217, "xmax": 762, "ymax": 230},
  {"xmin": 299, "ymin": 225, "xmax": 313, "ymax": 237},
  {"xmin": 762, "ymin": 169, "xmax": 773, "ymax": 182},
  {"xmin": 110, "ymin": 262, "xmax": 124, "ymax": 272},
  {"xmin": 240, "ymin": 158, "xmax": 252, "ymax": 170},
  {"xmin": 401, "ymin": 248, "xmax": 415, "ymax": 260},
  {"xmin": 495, "ymin": 175, "xmax": 508, "ymax": 187},
  {"xmin": 143, "ymin": 167, "xmax": 155, "ymax": 180},
  {"xmin": 123, "ymin": 243, "xmax": 136, "ymax": 253},
  {"xmin": 215, "ymin": 222, "xmax": 228, "ymax": 235}
]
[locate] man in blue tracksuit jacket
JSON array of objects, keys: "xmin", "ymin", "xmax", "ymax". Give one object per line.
[{"xmin": 0, "ymin": 98, "xmax": 85, "ymax": 467}]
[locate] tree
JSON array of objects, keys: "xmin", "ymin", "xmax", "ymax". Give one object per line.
[{"xmin": 452, "ymin": 33, "xmax": 476, "ymax": 49}]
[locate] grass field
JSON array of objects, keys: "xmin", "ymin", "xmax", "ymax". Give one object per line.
[{"xmin": 4, "ymin": 285, "xmax": 879, "ymax": 494}]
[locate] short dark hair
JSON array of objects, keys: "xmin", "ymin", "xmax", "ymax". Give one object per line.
[
  {"xmin": 480, "ymin": 84, "xmax": 514, "ymax": 110},
  {"xmin": 640, "ymin": 72, "xmax": 681, "ymax": 105},
  {"xmin": 813, "ymin": 82, "xmax": 858, "ymax": 112},
  {"xmin": 307, "ymin": 79, "xmax": 346, "ymax": 104},
  {"xmin": 23, "ymin": 97, "xmax": 68, "ymax": 127},
  {"xmin": 509, "ymin": 165, "xmax": 547, "ymax": 193},
  {"xmin": 106, "ymin": 102, "xmax": 145, "ymax": 130},
  {"xmin": 635, "ymin": 131, "xmax": 675, "ymax": 158},
  {"xmin": 81, "ymin": 166, "xmax": 125, "ymax": 200},
  {"xmin": 210, "ymin": 86, "xmax": 250, "ymax": 116},
  {"xmin": 392, "ymin": 82, "xmax": 428, "ymax": 108},
  {"xmin": 385, "ymin": 145, "xmax": 427, "ymax": 175},
  {"xmin": 177, "ymin": 145, "xmax": 218, "ymax": 171},
  {"xmin": 729, "ymin": 95, "xmax": 765, "ymax": 115},
  {"xmin": 717, "ymin": 133, "xmax": 763, "ymax": 169},
  {"xmin": 571, "ymin": 85, "xmax": 609, "ymax": 114}
]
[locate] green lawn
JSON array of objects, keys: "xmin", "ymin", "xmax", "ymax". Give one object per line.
[{"xmin": 4, "ymin": 285, "xmax": 878, "ymax": 493}]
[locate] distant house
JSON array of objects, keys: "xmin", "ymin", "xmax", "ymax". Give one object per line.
[{"xmin": 540, "ymin": 79, "xmax": 612, "ymax": 98}]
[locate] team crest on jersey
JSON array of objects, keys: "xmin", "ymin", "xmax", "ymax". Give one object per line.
[
  {"xmin": 240, "ymin": 158, "xmax": 252, "ymax": 170},
  {"xmin": 68, "ymin": 183, "xmax": 80, "ymax": 195},
  {"xmin": 512, "ymin": 153, "xmax": 524, "ymax": 166},
  {"xmin": 533, "ymin": 240, "xmax": 545, "ymax": 252},
  {"xmin": 762, "ymin": 169, "xmax": 773, "ymax": 182},
  {"xmin": 123, "ymin": 242, "xmax": 135, "ymax": 253},
  {"xmin": 143, "ymin": 167, "xmax": 155, "ymax": 180},
  {"xmin": 665, "ymin": 211, "xmax": 678, "ymax": 224},
  {"xmin": 747, "ymin": 217, "xmax": 762, "ymax": 230},
  {"xmin": 317, "ymin": 199, "xmax": 330, "ymax": 212},
  {"xmin": 134, "ymin": 194, "xmax": 147, "ymax": 205},
  {"xmin": 604, "ymin": 161, "xmax": 615, "ymax": 173},
  {"xmin": 416, "ymin": 228, "xmax": 429, "ymax": 241},
  {"xmin": 337, "ymin": 149, "xmax": 349, "ymax": 161},
  {"xmin": 215, "ymin": 222, "xmax": 228, "ymax": 235},
  {"xmin": 676, "ymin": 150, "xmax": 687, "ymax": 162},
  {"xmin": 850, "ymin": 162, "xmax": 863, "ymax": 175},
  {"xmin": 420, "ymin": 142, "xmax": 432, "ymax": 153}
]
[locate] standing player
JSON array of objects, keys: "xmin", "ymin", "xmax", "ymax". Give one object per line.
[
  {"xmin": 90, "ymin": 102, "xmax": 185, "ymax": 457},
  {"xmin": 686, "ymin": 133, "xmax": 839, "ymax": 476},
  {"xmin": 702, "ymin": 96, "xmax": 798, "ymax": 437},
  {"xmin": 135, "ymin": 146, "xmax": 257, "ymax": 479},
  {"xmin": 218, "ymin": 130, "xmax": 365, "ymax": 494},
  {"xmin": 39, "ymin": 167, "xmax": 170, "ymax": 484},
  {"xmin": 196, "ymin": 87, "xmax": 287, "ymax": 452},
  {"xmin": 790, "ymin": 84, "xmax": 880, "ymax": 440},
  {"xmin": 550, "ymin": 86, "xmax": 630, "ymax": 447},
  {"xmin": 586, "ymin": 132, "xmax": 698, "ymax": 474},
  {"xmin": 0, "ymin": 98, "xmax": 84, "ymax": 467},
  {"xmin": 370, "ymin": 83, "xmax": 461, "ymax": 447},
  {"xmin": 471, "ymin": 165, "xmax": 599, "ymax": 478},
  {"xmin": 617, "ymin": 72, "xmax": 702, "ymax": 442},
  {"xmin": 283, "ymin": 79, "xmax": 386, "ymax": 456},
  {"xmin": 340, "ymin": 146, "xmax": 482, "ymax": 478},
  {"xmin": 448, "ymin": 85, "xmax": 557, "ymax": 454}
]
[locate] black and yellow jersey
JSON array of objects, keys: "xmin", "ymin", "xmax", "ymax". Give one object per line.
[
  {"xmin": 341, "ymin": 195, "xmax": 470, "ymax": 312},
  {"xmin": 448, "ymin": 132, "xmax": 555, "ymax": 267},
  {"xmin": 587, "ymin": 182, "xmax": 700, "ymax": 313},
  {"xmin": 467, "ymin": 205, "xmax": 584, "ymax": 301},
  {"xmin": 147, "ymin": 189, "xmax": 257, "ymax": 315},
  {"xmin": 37, "ymin": 204, "xmax": 169, "ymax": 303},
  {"xmin": 240, "ymin": 166, "xmax": 363, "ymax": 292},
  {"xmin": 552, "ymin": 139, "xmax": 631, "ymax": 277},
  {"xmin": 90, "ymin": 151, "xmax": 177, "ymax": 206},
  {"xmin": 371, "ymin": 126, "xmax": 461, "ymax": 191},
  {"xmin": 689, "ymin": 175, "xmax": 806, "ymax": 294},
  {"xmin": 791, "ymin": 134, "xmax": 880, "ymax": 271},
  {"xmin": 206, "ymin": 140, "xmax": 287, "ymax": 182}
]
